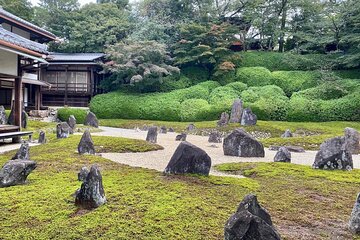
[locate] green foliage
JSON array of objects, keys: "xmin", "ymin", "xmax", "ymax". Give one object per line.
[
  {"xmin": 0, "ymin": 0, "xmax": 33, "ymax": 21},
  {"xmin": 225, "ymin": 82, "xmax": 248, "ymax": 94},
  {"xmin": 236, "ymin": 67, "xmax": 274, "ymax": 87},
  {"xmin": 209, "ymin": 86, "xmax": 239, "ymax": 107},
  {"xmin": 334, "ymin": 69, "xmax": 360, "ymax": 79},
  {"xmin": 181, "ymin": 66, "xmax": 210, "ymax": 84},
  {"xmin": 57, "ymin": 107, "xmax": 88, "ymax": 124},
  {"xmin": 180, "ymin": 99, "xmax": 212, "ymax": 121}
]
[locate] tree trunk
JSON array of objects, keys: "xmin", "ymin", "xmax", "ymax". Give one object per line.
[{"xmin": 278, "ymin": 0, "xmax": 288, "ymax": 53}]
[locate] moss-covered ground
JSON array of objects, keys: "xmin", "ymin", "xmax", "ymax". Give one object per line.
[{"xmin": 100, "ymin": 119, "xmax": 360, "ymax": 150}]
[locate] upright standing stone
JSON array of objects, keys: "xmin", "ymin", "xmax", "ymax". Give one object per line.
[
  {"xmin": 56, "ymin": 122, "xmax": 71, "ymax": 139},
  {"xmin": 345, "ymin": 127, "xmax": 360, "ymax": 154},
  {"xmin": 38, "ymin": 131, "xmax": 46, "ymax": 144},
  {"xmin": 78, "ymin": 167, "xmax": 89, "ymax": 182},
  {"xmin": 0, "ymin": 160, "xmax": 37, "ymax": 187},
  {"xmin": 68, "ymin": 115, "xmax": 77, "ymax": 133},
  {"xmin": 75, "ymin": 165, "xmax": 106, "ymax": 209},
  {"xmin": 0, "ymin": 106, "xmax": 6, "ymax": 124},
  {"xmin": 175, "ymin": 133, "xmax": 187, "ymax": 141},
  {"xmin": 240, "ymin": 107, "xmax": 257, "ymax": 126},
  {"xmin": 164, "ymin": 141, "xmax": 211, "ymax": 176},
  {"xmin": 146, "ymin": 126, "xmax": 158, "ymax": 143},
  {"xmin": 84, "ymin": 112, "xmax": 99, "ymax": 128},
  {"xmin": 349, "ymin": 193, "xmax": 360, "ymax": 234},
  {"xmin": 229, "ymin": 99, "xmax": 243, "ymax": 123},
  {"xmin": 78, "ymin": 130, "xmax": 95, "ymax": 155},
  {"xmin": 168, "ymin": 127, "xmax": 175, "ymax": 132},
  {"xmin": 274, "ymin": 147, "xmax": 291, "ymax": 162},
  {"xmin": 11, "ymin": 142, "xmax": 30, "ymax": 161},
  {"xmin": 217, "ymin": 112, "xmax": 230, "ymax": 127},
  {"xmin": 160, "ymin": 126, "xmax": 167, "ymax": 134},
  {"xmin": 223, "ymin": 129, "xmax": 265, "ymax": 157},
  {"xmin": 208, "ymin": 131, "xmax": 222, "ymax": 143},
  {"xmin": 224, "ymin": 194, "xmax": 281, "ymax": 240},
  {"xmin": 313, "ymin": 136, "xmax": 353, "ymax": 170},
  {"xmin": 186, "ymin": 123, "xmax": 196, "ymax": 131},
  {"xmin": 281, "ymin": 129, "xmax": 293, "ymax": 138},
  {"xmin": 21, "ymin": 109, "xmax": 28, "ymax": 129}
]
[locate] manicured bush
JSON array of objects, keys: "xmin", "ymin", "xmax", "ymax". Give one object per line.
[
  {"xmin": 196, "ymin": 81, "xmax": 221, "ymax": 91},
  {"xmin": 209, "ymin": 86, "xmax": 239, "ymax": 107},
  {"xmin": 57, "ymin": 107, "xmax": 88, "ymax": 124},
  {"xmin": 225, "ymin": 82, "xmax": 248, "ymax": 94},
  {"xmin": 180, "ymin": 99, "xmax": 212, "ymax": 121},
  {"xmin": 236, "ymin": 67, "xmax": 274, "ymax": 86},
  {"xmin": 334, "ymin": 69, "xmax": 360, "ymax": 79},
  {"xmin": 271, "ymin": 71, "xmax": 321, "ymax": 96},
  {"xmin": 159, "ymin": 75, "xmax": 193, "ymax": 92},
  {"xmin": 240, "ymin": 85, "xmax": 287, "ymax": 103}
]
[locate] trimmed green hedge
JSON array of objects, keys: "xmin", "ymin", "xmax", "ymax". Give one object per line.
[
  {"xmin": 57, "ymin": 108, "xmax": 88, "ymax": 124},
  {"xmin": 236, "ymin": 67, "xmax": 274, "ymax": 86}
]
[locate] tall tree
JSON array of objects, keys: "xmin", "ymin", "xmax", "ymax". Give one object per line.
[{"xmin": 0, "ymin": 0, "xmax": 33, "ymax": 21}]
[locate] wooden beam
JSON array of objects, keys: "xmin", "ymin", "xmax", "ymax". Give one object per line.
[
  {"xmin": 64, "ymin": 66, "xmax": 68, "ymax": 106},
  {"xmin": 90, "ymin": 67, "xmax": 94, "ymax": 96}
]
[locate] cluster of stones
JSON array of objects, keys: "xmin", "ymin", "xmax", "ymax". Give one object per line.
[
  {"xmin": 217, "ymin": 99, "xmax": 258, "ymax": 127},
  {"xmin": 56, "ymin": 112, "xmax": 99, "ymax": 139},
  {"xmin": 0, "ymin": 142, "xmax": 36, "ymax": 188}
]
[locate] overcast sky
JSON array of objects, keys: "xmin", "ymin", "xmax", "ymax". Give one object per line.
[{"xmin": 30, "ymin": 0, "xmax": 97, "ymax": 6}]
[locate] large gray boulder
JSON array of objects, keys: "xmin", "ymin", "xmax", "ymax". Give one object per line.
[
  {"xmin": 0, "ymin": 160, "xmax": 37, "ymax": 187},
  {"xmin": 68, "ymin": 115, "xmax": 76, "ymax": 133},
  {"xmin": 0, "ymin": 105, "xmax": 6, "ymax": 124},
  {"xmin": 224, "ymin": 194, "xmax": 281, "ymax": 240},
  {"xmin": 240, "ymin": 108, "xmax": 257, "ymax": 126},
  {"xmin": 56, "ymin": 122, "xmax": 71, "ymax": 139},
  {"xmin": 38, "ymin": 130, "xmax": 46, "ymax": 144},
  {"xmin": 208, "ymin": 131, "xmax": 222, "ymax": 143},
  {"xmin": 75, "ymin": 165, "xmax": 106, "ymax": 209},
  {"xmin": 176, "ymin": 133, "xmax": 187, "ymax": 141},
  {"xmin": 164, "ymin": 141, "xmax": 211, "ymax": 176},
  {"xmin": 274, "ymin": 147, "xmax": 291, "ymax": 163},
  {"xmin": 22, "ymin": 110, "xmax": 28, "ymax": 129},
  {"xmin": 223, "ymin": 129, "xmax": 265, "ymax": 157},
  {"xmin": 349, "ymin": 193, "xmax": 360, "ymax": 234},
  {"xmin": 217, "ymin": 112, "xmax": 229, "ymax": 127},
  {"xmin": 281, "ymin": 129, "xmax": 293, "ymax": 138},
  {"xmin": 313, "ymin": 137, "xmax": 353, "ymax": 170},
  {"xmin": 78, "ymin": 130, "xmax": 95, "ymax": 155},
  {"xmin": 229, "ymin": 99, "xmax": 243, "ymax": 123},
  {"xmin": 345, "ymin": 127, "xmax": 360, "ymax": 154},
  {"xmin": 11, "ymin": 142, "xmax": 30, "ymax": 161},
  {"xmin": 84, "ymin": 112, "xmax": 99, "ymax": 128},
  {"xmin": 146, "ymin": 126, "xmax": 158, "ymax": 143}
]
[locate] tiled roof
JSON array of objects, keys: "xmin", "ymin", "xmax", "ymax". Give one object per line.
[
  {"xmin": 0, "ymin": 7, "xmax": 57, "ymax": 40},
  {"xmin": 48, "ymin": 53, "xmax": 105, "ymax": 62},
  {"xmin": 0, "ymin": 26, "xmax": 48, "ymax": 54}
]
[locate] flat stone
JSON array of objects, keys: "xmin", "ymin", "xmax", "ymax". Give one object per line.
[
  {"xmin": 175, "ymin": 133, "xmax": 187, "ymax": 141},
  {"xmin": 146, "ymin": 126, "xmax": 158, "ymax": 143},
  {"xmin": 29, "ymin": 110, "xmax": 49, "ymax": 118},
  {"xmin": 229, "ymin": 99, "xmax": 243, "ymax": 123},
  {"xmin": 78, "ymin": 130, "xmax": 95, "ymax": 155},
  {"xmin": 224, "ymin": 194, "xmax": 281, "ymax": 240},
  {"xmin": 84, "ymin": 112, "xmax": 99, "ymax": 128},
  {"xmin": 75, "ymin": 165, "xmax": 106, "ymax": 209},
  {"xmin": 240, "ymin": 107, "xmax": 257, "ymax": 126},
  {"xmin": 11, "ymin": 142, "xmax": 30, "ymax": 161},
  {"xmin": 269, "ymin": 145, "xmax": 305, "ymax": 153},
  {"xmin": 274, "ymin": 147, "xmax": 291, "ymax": 162},
  {"xmin": 164, "ymin": 141, "xmax": 211, "ymax": 176},
  {"xmin": 223, "ymin": 129, "xmax": 265, "ymax": 157},
  {"xmin": 0, "ymin": 160, "xmax": 37, "ymax": 187}
]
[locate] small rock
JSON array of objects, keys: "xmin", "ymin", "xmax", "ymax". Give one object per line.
[
  {"xmin": 78, "ymin": 167, "xmax": 89, "ymax": 182},
  {"xmin": 142, "ymin": 125, "xmax": 148, "ymax": 131},
  {"xmin": 224, "ymin": 194, "xmax": 281, "ymax": 240},
  {"xmin": 274, "ymin": 147, "xmax": 291, "ymax": 162},
  {"xmin": 229, "ymin": 99, "xmax": 243, "ymax": 123},
  {"xmin": 208, "ymin": 131, "xmax": 222, "ymax": 143},
  {"xmin": 11, "ymin": 142, "xmax": 30, "ymax": 161},
  {"xmin": 240, "ymin": 108, "xmax": 257, "ymax": 126},
  {"xmin": 56, "ymin": 122, "xmax": 71, "ymax": 139},
  {"xmin": 269, "ymin": 145, "xmax": 305, "ymax": 153},
  {"xmin": 75, "ymin": 165, "xmax": 106, "ymax": 209},
  {"xmin": 0, "ymin": 105, "xmax": 7, "ymax": 124},
  {"xmin": 160, "ymin": 126, "xmax": 167, "ymax": 134},
  {"xmin": 78, "ymin": 130, "xmax": 95, "ymax": 155},
  {"xmin": 146, "ymin": 126, "xmax": 158, "ymax": 143},
  {"xmin": 217, "ymin": 112, "xmax": 229, "ymax": 127},
  {"xmin": 168, "ymin": 127, "xmax": 175, "ymax": 132},
  {"xmin": 223, "ymin": 129, "xmax": 265, "ymax": 157},
  {"xmin": 175, "ymin": 133, "xmax": 187, "ymax": 141},
  {"xmin": 38, "ymin": 131, "xmax": 46, "ymax": 144},
  {"xmin": 186, "ymin": 123, "xmax": 196, "ymax": 131},
  {"xmin": 21, "ymin": 108, "xmax": 28, "ymax": 129},
  {"xmin": 0, "ymin": 160, "xmax": 37, "ymax": 187},
  {"xmin": 68, "ymin": 115, "xmax": 77, "ymax": 133},
  {"xmin": 84, "ymin": 112, "xmax": 99, "ymax": 128},
  {"xmin": 281, "ymin": 129, "xmax": 293, "ymax": 138},
  {"xmin": 345, "ymin": 127, "xmax": 360, "ymax": 154},
  {"xmin": 349, "ymin": 193, "xmax": 360, "ymax": 234},
  {"xmin": 28, "ymin": 110, "xmax": 49, "ymax": 118},
  {"xmin": 164, "ymin": 141, "xmax": 211, "ymax": 176},
  {"xmin": 313, "ymin": 136, "xmax": 353, "ymax": 170}
]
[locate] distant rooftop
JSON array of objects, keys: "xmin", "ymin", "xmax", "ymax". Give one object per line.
[
  {"xmin": 0, "ymin": 6, "xmax": 57, "ymax": 41},
  {"xmin": 0, "ymin": 26, "xmax": 48, "ymax": 54},
  {"xmin": 48, "ymin": 53, "xmax": 105, "ymax": 62}
]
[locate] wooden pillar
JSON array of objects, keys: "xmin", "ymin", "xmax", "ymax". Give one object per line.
[
  {"xmin": 35, "ymin": 86, "xmax": 40, "ymax": 110},
  {"xmin": 90, "ymin": 68, "xmax": 94, "ymax": 96},
  {"xmin": 14, "ymin": 56, "xmax": 22, "ymax": 129},
  {"xmin": 64, "ymin": 66, "xmax": 68, "ymax": 106}
]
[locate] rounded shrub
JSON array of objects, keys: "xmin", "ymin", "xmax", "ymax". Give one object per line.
[
  {"xmin": 196, "ymin": 81, "xmax": 221, "ymax": 91},
  {"xmin": 180, "ymin": 99, "xmax": 211, "ymax": 121},
  {"xmin": 209, "ymin": 86, "xmax": 239, "ymax": 107},
  {"xmin": 225, "ymin": 82, "xmax": 248, "ymax": 94},
  {"xmin": 249, "ymin": 97, "xmax": 289, "ymax": 121},
  {"xmin": 292, "ymin": 82, "xmax": 348, "ymax": 100},
  {"xmin": 57, "ymin": 107, "xmax": 87, "ymax": 124},
  {"xmin": 236, "ymin": 67, "xmax": 274, "ymax": 86},
  {"xmin": 241, "ymin": 85, "xmax": 287, "ymax": 103}
]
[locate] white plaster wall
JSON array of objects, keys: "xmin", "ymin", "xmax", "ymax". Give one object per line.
[{"xmin": 0, "ymin": 49, "xmax": 18, "ymax": 76}]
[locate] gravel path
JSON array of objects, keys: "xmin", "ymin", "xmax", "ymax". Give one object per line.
[
  {"xmin": 0, "ymin": 142, "xmax": 39, "ymax": 154},
  {"xmin": 93, "ymin": 127, "xmax": 360, "ymax": 177}
]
